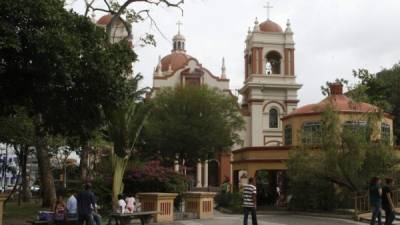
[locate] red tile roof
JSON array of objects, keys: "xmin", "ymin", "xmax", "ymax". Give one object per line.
[{"xmin": 284, "ymin": 94, "xmax": 380, "ymax": 119}]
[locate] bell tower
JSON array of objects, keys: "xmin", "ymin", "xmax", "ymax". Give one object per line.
[{"xmin": 240, "ymin": 11, "xmax": 302, "ymax": 147}]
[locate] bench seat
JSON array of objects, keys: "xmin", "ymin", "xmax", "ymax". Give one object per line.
[{"xmin": 107, "ymin": 211, "xmax": 158, "ymax": 225}]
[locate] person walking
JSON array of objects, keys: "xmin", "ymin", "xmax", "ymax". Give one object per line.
[
  {"xmin": 382, "ymin": 178, "xmax": 396, "ymax": 225},
  {"xmin": 77, "ymin": 183, "xmax": 96, "ymax": 225},
  {"xmin": 242, "ymin": 177, "xmax": 258, "ymax": 225},
  {"xmin": 369, "ymin": 177, "xmax": 382, "ymax": 225}
]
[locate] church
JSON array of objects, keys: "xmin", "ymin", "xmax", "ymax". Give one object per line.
[
  {"xmin": 95, "ymin": 7, "xmax": 395, "ymax": 202},
  {"xmin": 144, "ymin": 14, "xmax": 302, "ymax": 192}
]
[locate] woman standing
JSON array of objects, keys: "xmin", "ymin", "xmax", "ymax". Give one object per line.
[{"xmin": 369, "ymin": 177, "xmax": 383, "ymax": 225}]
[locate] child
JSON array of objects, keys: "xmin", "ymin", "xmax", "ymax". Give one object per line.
[
  {"xmin": 125, "ymin": 195, "xmax": 136, "ymax": 213},
  {"xmin": 117, "ymin": 194, "xmax": 126, "ymax": 213},
  {"xmin": 54, "ymin": 196, "xmax": 66, "ymax": 225}
]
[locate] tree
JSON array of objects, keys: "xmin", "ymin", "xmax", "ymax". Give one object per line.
[
  {"xmin": 0, "ymin": 0, "xmax": 135, "ymax": 206},
  {"xmin": 349, "ymin": 64, "xmax": 400, "ymax": 145},
  {"xmin": 287, "ymin": 107, "xmax": 398, "ymax": 210},
  {"xmin": 104, "ymin": 75, "xmax": 150, "ymax": 205},
  {"xmin": 143, "ymin": 85, "xmax": 244, "ymax": 165},
  {"xmin": 0, "ymin": 108, "xmax": 35, "ymax": 203},
  {"xmin": 83, "ymin": 0, "xmax": 183, "ymax": 44}
]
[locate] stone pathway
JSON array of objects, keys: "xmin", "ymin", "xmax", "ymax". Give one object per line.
[{"xmin": 163, "ymin": 213, "xmax": 365, "ymax": 225}]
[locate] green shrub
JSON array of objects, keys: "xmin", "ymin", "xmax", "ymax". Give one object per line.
[
  {"xmin": 215, "ymin": 192, "xmax": 242, "ymax": 213},
  {"xmin": 287, "ymin": 178, "xmax": 337, "ymax": 211}
]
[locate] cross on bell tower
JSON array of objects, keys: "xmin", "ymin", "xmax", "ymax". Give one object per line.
[{"xmin": 263, "ymin": 2, "xmax": 273, "ymax": 20}]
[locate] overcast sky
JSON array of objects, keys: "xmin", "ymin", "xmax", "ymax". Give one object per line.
[{"xmin": 70, "ymin": 0, "xmax": 400, "ymax": 106}]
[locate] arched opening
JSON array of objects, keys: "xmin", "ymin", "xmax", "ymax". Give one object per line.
[
  {"xmin": 248, "ymin": 55, "xmax": 252, "ymax": 74},
  {"xmin": 265, "ymin": 51, "xmax": 282, "ymax": 74},
  {"xmin": 208, "ymin": 160, "xmax": 219, "ymax": 187},
  {"xmin": 269, "ymin": 108, "xmax": 278, "ymax": 128},
  {"xmin": 255, "ymin": 170, "xmax": 287, "ymax": 207}
]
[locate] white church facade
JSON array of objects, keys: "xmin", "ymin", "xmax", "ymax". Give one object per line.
[
  {"xmin": 239, "ymin": 18, "xmax": 301, "ymax": 148},
  {"xmin": 95, "ymin": 11, "xmax": 302, "ymax": 190}
]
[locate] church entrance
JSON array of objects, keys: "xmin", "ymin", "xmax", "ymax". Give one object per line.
[{"xmin": 255, "ymin": 170, "xmax": 287, "ymax": 207}]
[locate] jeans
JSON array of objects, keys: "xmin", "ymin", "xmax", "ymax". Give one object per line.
[
  {"xmin": 67, "ymin": 213, "xmax": 78, "ymax": 219},
  {"xmin": 78, "ymin": 213, "xmax": 94, "ymax": 225},
  {"xmin": 92, "ymin": 213, "xmax": 102, "ymax": 225},
  {"xmin": 371, "ymin": 203, "xmax": 382, "ymax": 225},
  {"xmin": 384, "ymin": 208, "xmax": 395, "ymax": 225},
  {"xmin": 243, "ymin": 207, "xmax": 258, "ymax": 225}
]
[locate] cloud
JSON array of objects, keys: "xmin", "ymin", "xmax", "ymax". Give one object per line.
[{"xmin": 71, "ymin": 0, "xmax": 400, "ymax": 106}]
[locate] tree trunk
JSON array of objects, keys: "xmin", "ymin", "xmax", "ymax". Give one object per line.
[
  {"xmin": 111, "ymin": 152, "xmax": 129, "ymax": 208},
  {"xmin": 80, "ymin": 142, "xmax": 90, "ymax": 183},
  {"xmin": 36, "ymin": 135, "xmax": 56, "ymax": 207},
  {"xmin": 21, "ymin": 147, "xmax": 32, "ymax": 202}
]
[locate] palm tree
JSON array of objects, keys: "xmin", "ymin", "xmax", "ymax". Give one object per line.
[{"xmin": 104, "ymin": 74, "xmax": 150, "ymax": 205}]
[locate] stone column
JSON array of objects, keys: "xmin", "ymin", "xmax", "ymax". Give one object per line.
[
  {"xmin": 0, "ymin": 193, "xmax": 8, "ymax": 225},
  {"xmin": 137, "ymin": 193, "xmax": 178, "ymax": 222},
  {"xmin": 196, "ymin": 161, "xmax": 202, "ymax": 188},
  {"xmin": 183, "ymin": 192, "xmax": 217, "ymax": 219},
  {"xmin": 203, "ymin": 160, "xmax": 208, "ymax": 188},
  {"xmin": 250, "ymin": 101, "xmax": 263, "ymax": 146},
  {"xmin": 174, "ymin": 160, "xmax": 179, "ymax": 172}
]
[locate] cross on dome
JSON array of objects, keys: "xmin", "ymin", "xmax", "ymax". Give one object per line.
[
  {"xmin": 176, "ymin": 20, "xmax": 183, "ymax": 34},
  {"xmin": 263, "ymin": 1, "xmax": 273, "ymax": 20},
  {"xmin": 172, "ymin": 20, "xmax": 185, "ymax": 52}
]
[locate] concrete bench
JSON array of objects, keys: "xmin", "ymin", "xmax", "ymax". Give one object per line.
[
  {"xmin": 27, "ymin": 218, "xmax": 78, "ymax": 225},
  {"xmin": 107, "ymin": 211, "xmax": 158, "ymax": 225},
  {"xmin": 27, "ymin": 220, "xmax": 50, "ymax": 225}
]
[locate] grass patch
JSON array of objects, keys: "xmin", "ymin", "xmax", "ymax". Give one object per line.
[{"xmin": 4, "ymin": 201, "xmax": 49, "ymax": 220}]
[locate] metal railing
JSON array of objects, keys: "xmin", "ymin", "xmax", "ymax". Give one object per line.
[{"xmin": 354, "ymin": 188, "xmax": 400, "ymax": 219}]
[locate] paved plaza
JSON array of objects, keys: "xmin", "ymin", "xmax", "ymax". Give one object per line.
[{"xmin": 165, "ymin": 213, "xmax": 365, "ymax": 225}]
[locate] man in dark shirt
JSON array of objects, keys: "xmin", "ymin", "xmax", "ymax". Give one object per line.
[
  {"xmin": 382, "ymin": 178, "xmax": 395, "ymax": 225},
  {"xmin": 77, "ymin": 183, "xmax": 96, "ymax": 225},
  {"xmin": 369, "ymin": 177, "xmax": 382, "ymax": 225}
]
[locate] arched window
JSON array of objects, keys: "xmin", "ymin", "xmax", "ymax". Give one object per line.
[
  {"xmin": 381, "ymin": 123, "xmax": 391, "ymax": 143},
  {"xmin": 284, "ymin": 125, "xmax": 292, "ymax": 145},
  {"xmin": 343, "ymin": 121, "xmax": 369, "ymax": 141},
  {"xmin": 269, "ymin": 108, "xmax": 278, "ymax": 128},
  {"xmin": 265, "ymin": 51, "xmax": 282, "ymax": 74},
  {"xmin": 301, "ymin": 122, "xmax": 321, "ymax": 145}
]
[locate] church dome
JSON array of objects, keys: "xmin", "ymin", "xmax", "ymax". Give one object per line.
[
  {"xmin": 160, "ymin": 52, "xmax": 194, "ymax": 72},
  {"xmin": 97, "ymin": 14, "xmax": 123, "ymax": 25},
  {"xmin": 259, "ymin": 19, "xmax": 283, "ymax": 32}
]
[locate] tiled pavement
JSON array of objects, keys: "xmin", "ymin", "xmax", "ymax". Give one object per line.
[{"xmin": 161, "ymin": 213, "xmax": 366, "ymax": 225}]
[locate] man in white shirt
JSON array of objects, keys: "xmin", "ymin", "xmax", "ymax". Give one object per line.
[
  {"xmin": 66, "ymin": 190, "xmax": 78, "ymax": 218},
  {"xmin": 242, "ymin": 177, "xmax": 258, "ymax": 225}
]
